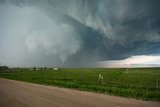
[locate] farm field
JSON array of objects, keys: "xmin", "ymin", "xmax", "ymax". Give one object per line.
[{"xmin": 0, "ymin": 68, "xmax": 160, "ymax": 100}]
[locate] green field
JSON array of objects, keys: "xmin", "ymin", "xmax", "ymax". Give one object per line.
[{"xmin": 0, "ymin": 68, "xmax": 160, "ymax": 100}]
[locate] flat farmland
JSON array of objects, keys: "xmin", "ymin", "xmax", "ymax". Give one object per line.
[{"xmin": 0, "ymin": 68, "xmax": 160, "ymax": 100}]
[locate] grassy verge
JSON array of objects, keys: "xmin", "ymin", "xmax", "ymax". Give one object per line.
[{"xmin": 0, "ymin": 68, "xmax": 160, "ymax": 101}]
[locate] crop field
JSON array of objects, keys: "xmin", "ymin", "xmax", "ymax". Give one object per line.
[{"xmin": 0, "ymin": 68, "xmax": 160, "ymax": 100}]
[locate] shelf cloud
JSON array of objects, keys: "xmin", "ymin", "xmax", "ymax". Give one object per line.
[{"xmin": 0, "ymin": 0, "xmax": 160, "ymax": 67}]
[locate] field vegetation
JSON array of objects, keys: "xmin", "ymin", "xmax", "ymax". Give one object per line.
[{"xmin": 0, "ymin": 68, "xmax": 160, "ymax": 100}]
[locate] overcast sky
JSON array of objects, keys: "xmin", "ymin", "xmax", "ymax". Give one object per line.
[{"xmin": 0, "ymin": 0, "xmax": 160, "ymax": 67}]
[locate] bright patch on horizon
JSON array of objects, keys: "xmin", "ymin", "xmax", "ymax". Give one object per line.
[{"xmin": 98, "ymin": 55, "xmax": 160, "ymax": 68}]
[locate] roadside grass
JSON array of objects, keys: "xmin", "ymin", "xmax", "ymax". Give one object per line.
[{"xmin": 0, "ymin": 68, "xmax": 160, "ymax": 101}]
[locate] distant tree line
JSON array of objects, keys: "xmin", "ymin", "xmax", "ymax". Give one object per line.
[{"xmin": 0, "ymin": 66, "xmax": 10, "ymax": 71}]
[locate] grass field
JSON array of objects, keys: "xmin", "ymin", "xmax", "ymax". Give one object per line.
[{"xmin": 0, "ymin": 68, "xmax": 160, "ymax": 100}]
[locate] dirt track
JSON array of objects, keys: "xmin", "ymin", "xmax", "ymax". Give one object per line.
[{"xmin": 0, "ymin": 78, "xmax": 159, "ymax": 107}]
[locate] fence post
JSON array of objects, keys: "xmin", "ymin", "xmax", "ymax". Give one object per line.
[
  {"xmin": 98, "ymin": 74, "xmax": 104, "ymax": 85},
  {"xmin": 156, "ymin": 79, "xmax": 159, "ymax": 89}
]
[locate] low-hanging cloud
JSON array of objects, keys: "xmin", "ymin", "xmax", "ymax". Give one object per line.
[
  {"xmin": 23, "ymin": 7, "xmax": 81, "ymax": 62},
  {"xmin": 0, "ymin": 0, "xmax": 160, "ymax": 67}
]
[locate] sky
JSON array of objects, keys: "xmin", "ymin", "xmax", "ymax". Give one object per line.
[{"xmin": 0, "ymin": 0, "xmax": 160, "ymax": 67}]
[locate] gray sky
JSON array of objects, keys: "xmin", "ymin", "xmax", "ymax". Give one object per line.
[{"xmin": 0, "ymin": 0, "xmax": 160, "ymax": 67}]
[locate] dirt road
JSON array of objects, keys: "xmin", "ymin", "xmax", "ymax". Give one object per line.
[{"xmin": 0, "ymin": 78, "xmax": 159, "ymax": 107}]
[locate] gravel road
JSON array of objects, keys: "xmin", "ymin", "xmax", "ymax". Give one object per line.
[{"xmin": 0, "ymin": 78, "xmax": 159, "ymax": 107}]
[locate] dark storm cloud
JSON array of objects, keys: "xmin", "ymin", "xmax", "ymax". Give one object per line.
[{"xmin": 0, "ymin": 0, "xmax": 160, "ymax": 67}]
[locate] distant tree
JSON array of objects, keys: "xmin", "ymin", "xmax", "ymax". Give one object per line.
[
  {"xmin": 0, "ymin": 66, "xmax": 9, "ymax": 71},
  {"xmin": 33, "ymin": 66, "xmax": 36, "ymax": 70}
]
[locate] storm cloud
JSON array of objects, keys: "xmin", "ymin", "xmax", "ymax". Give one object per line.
[{"xmin": 0, "ymin": 0, "xmax": 160, "ymax": 67}]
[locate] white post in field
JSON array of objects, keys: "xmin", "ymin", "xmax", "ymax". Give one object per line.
[{"xmin": 98, "ymin": 74, "xmax": 104, "ymax": 84}]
